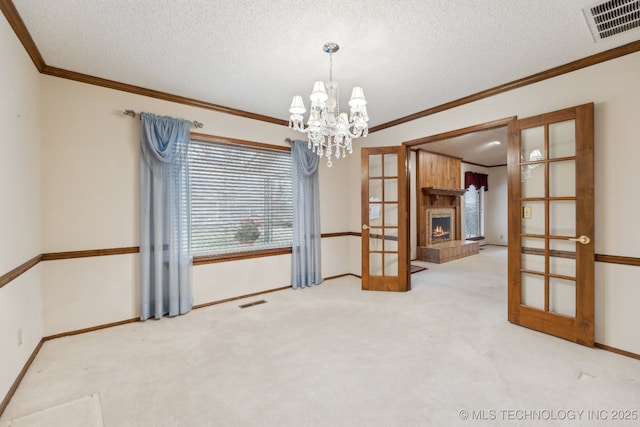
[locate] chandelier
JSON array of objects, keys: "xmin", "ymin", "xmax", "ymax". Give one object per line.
[{"xmin": 288, "ymin": 42, "xmax": 369, "ymax": 167}]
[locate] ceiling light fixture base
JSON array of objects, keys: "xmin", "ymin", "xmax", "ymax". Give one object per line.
[{"xmin": 322, "ymin": 42, "xmax": 339, "ymax": 54}]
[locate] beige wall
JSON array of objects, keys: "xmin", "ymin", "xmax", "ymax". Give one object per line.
[
  {"xmin": 0, "ymin": 17, "xmax": 43, "ymax": 401},
  {"xmin": 351, "ymin": 51, "xmax": 640, "ymax": 354},
  {"xmin": 37, "ymin": 76, "xmax": 353, "ymax": 335},
  {"xmin": 485, "ymin": 166, "xmax": 507, "ymax": 246}
]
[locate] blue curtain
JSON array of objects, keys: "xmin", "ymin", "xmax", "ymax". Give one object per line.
[
  {"xmin": 291, "ymin": 140, "xmax": 323, "ymax": 288},
  {"xmin": 139, "ymin": 112, "xmax": 192, "ymax": 320}
]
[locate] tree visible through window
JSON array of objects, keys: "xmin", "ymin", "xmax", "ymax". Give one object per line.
[
  {"xmin": 464, "ymin": 184, "xmax": 485, "ymax": 239},
  {"xmin": 189, "ymin": 138, "xmax": 293, "ymax": 256}
]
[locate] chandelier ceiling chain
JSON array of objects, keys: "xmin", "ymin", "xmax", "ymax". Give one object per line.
[{"xmin": 288, "ymin": 42, "xmax": 369, "ymax": 167}]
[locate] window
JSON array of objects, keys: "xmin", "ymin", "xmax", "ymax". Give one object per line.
[
  {"xmin": 189, "ymin": 137, "xmax": 293, "ymax": 257},
  {"xmin": 464, "ymin": 184, "xmax": 485, "ymax": 239}
]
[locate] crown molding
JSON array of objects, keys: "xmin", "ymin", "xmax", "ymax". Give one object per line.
[
  {"xmin": 0, "ymin": 0, "xmax": 44, "ymax": 71},
  {"xmin": 370, "ymin": 39, "xmax": 640, "ymax": 133},
  {"xmin": 40, "ymin": 65, "xmax": 288, "ymax": 126},
  {"xmin": 0, "ymin": 0, "xmax": 287, "ymax": 127},
  {"xmin": 3, "ymin": 1, "xmax": 640, "ymax": 132}
]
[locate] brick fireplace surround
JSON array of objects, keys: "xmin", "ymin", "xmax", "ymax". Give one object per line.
[{"xmin": 417, "ymin": 240, "xmax": 479, "ymax": 263}]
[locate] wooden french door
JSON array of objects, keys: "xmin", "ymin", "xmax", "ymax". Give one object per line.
[
  {"xmin": 507, "ymin": 103, "xmax": 595, "ymax": 346},
  {"xmin": 361, "ymin": 146, "xmax": 410, "ymax": 292}
]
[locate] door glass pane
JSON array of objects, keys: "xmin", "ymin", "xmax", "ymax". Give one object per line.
[
  {"xmin": 369, "ymin": 155, "xmax": 382, "ymax": 178},
  {"xmin": 521, "ymin": 126, "xmax": 545, "ymax": 163},
  {"xmin": 384, "ymin": 203, "xmax": 398, "ymax": 226},
  {"xmin": 549, "ymin": 200, "xmax": 575, "ymax": 237},
  {"xmin": 370, "ymin": 252, "xmax": 382, "ymax": 276},
  {"xmin": 521, "ymin": 237, "xmax": 545, "ymax": 273},
  {"xmin": 384, "ymin": 178, "xmax": 398, "ymax": 202},
  {"xmin": 549, "ymin": 120, "xmax": 575, "ymax": 159},
  {"xmin": 521, "ymin": 164, "xmax": 545, "ymax": 198},
  {"xmin": 369, "ymin": 227, "xmax": 383, "ymax": 251},
  {"xmin": 369, "ymin": 199, "xmax": 382, "ymax": 226},
  {"xmin": 369, "ymin": 179, "xmax": 382, "ymax": 201},
  {"xmin": 549, "ymin": 161, "xmax": 575, "ymax": 197},
  {"xmin": 384, "ymin": 253, "xmax": 398, "ymax": 276},
  {"xmin": 549, "ymin": 277, "xmax": 576, "ymax": 317},
  {"xmin": 522, "ymin": 273, "xmax": 545, "ymax": 310},
  {"xmin": 521, "ymin": 201, "xmax": 545, "ymax": 235},
  {"xmin": 385, "ymin": 228, "xmax": 398, "ymax": 252},
  {"xmin": 549, "ymin": 239, "xmax": 576, "ymax": 278},
  {"xmin": 384, "ymin": 154, "xmax": 398, "ymax": 176}
]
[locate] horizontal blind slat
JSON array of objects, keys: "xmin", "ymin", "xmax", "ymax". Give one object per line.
[{"xmin": 189, "ymin": 139, "xmax": 293, "ymax": 257}]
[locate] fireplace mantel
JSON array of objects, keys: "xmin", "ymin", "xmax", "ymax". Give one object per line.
[{"xmin": 422, "ymin": 187, "xmax": 466, "ymax": 204}]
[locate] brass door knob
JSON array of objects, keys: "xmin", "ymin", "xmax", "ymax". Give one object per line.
[{"xmin": 568, "ymin": 235, "xmax": 591, "ymax": 245}]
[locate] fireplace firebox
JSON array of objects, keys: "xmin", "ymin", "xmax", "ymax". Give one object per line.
[{"xmin": 428, "ymin": 209, "xmax": 455, "ymax": 245}]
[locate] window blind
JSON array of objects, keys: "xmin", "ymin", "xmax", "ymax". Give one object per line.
[
  {"xmin": 189, "ymin": 138, "xmax": 293, "ymax": 256},
  {"xmin": 464, "ymin": 184, "xmax": 485, "ymax": 239}
]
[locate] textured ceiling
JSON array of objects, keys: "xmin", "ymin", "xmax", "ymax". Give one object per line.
[
  {"xmin": 10, "ymin": 0, "xmax": 640, "ymax": 134},
  {"xmin": 414, "ymin": 127, "xmax": 509, "ymax": 167}
]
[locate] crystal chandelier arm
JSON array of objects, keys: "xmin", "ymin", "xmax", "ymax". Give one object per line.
[{"xmin": 288, "ymin": 116, "xmax": 310, "ymax": 133}]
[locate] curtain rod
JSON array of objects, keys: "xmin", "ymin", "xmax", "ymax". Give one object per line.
[{"xmin": 123, "ymin": 109, "xmax": 204, "ymax": 129}]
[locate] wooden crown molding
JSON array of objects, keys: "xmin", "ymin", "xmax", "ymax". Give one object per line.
[
  {"xmin": 0, "ymin": 0, "xmax": 286, "ymax": 126},
  {"xmin": 371, "ymin": 39, "xmax": 640, "ymax": 133},
  {"xmin": 0, "ymin": 0, "xmax": 45, "ymax": 71},
  {"xmin": 4, "ymin": 1, "xmax": 640, "ymax": 132},
  {"xmin": 41, "ymin": 65, "xmax": 288, "ymax": 126}
]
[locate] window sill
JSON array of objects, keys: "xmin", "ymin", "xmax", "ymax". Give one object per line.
[
  {"xmin": 193, "ymin": 247, "xmax": 292, "ymax": 265},
  {"xmin": 465, "ymin": 236, "xmax": 485, "ymax": 241}
]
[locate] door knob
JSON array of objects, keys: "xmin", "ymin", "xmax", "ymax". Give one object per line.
[
  {"xmin": 568, "ymin": 235, "xmax": 591, "ymax": 245},
  {"xmin": 362, "ymin": 224, "xmax": 369, "ymax": 230}
]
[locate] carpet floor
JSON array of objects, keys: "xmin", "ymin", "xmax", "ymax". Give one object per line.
[{"xmin": 2, "ymin": 247, "xmax": 638, "ymax": 426}]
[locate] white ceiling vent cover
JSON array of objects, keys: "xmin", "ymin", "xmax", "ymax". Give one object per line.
[{"xmin": 583, "ymin": 0, "xmax": 640, "ymax": 41}]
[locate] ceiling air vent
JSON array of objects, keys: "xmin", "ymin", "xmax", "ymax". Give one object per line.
[{"xmin": 583, "ymin": 0, "xmax": 640, "ymax": 41}]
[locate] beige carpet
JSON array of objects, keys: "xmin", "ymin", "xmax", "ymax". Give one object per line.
[
  {"xmin": 2, "ymin": 247, "xmax": 639, "ymax": 426},
  {"xmin": 7, "ymin": 394, "xmax": 103, "ymax": 427}
]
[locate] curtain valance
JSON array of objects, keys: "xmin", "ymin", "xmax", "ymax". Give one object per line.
[{"xmin": 464, "ymin": 171, "xmax": 489, "ymax": 191}]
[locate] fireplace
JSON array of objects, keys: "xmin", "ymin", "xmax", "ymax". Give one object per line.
[{"xmin": 428, "ymin": 209, "xmax": 455, "ymax": 245}]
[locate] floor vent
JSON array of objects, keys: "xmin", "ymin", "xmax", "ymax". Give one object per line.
[
  {"xmin": 239, "ymin": 299, "xmax": 267, "ymax": 309},
  {"xmin": 583, "ymin": 0, "xmax": 640, "ymax": 41}
]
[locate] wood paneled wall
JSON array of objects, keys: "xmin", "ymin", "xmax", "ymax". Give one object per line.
[{"xmin": 416, "ymin": 151, "xmax": 462, "ymax": 246}]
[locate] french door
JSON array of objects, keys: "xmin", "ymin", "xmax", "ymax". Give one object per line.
[
  {"xmin": 507, "ymin": 103, "xmax": 595, "ymax": 346},
  {"xmin": 361, "ymin": 146, "xmax": 410, "ymax": 292}
]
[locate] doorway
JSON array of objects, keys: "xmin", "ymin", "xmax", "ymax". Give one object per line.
[
  {"xmin": 402, "ymin": 104, "xmax": 595, "ymax": 347},
  {"xmin": 404, "ymin": 118, "xmax": 514, "ymax": 262}
]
